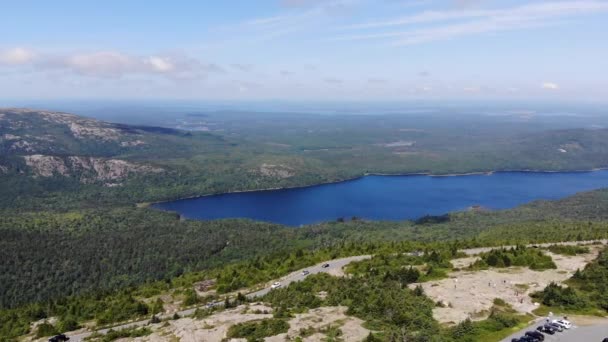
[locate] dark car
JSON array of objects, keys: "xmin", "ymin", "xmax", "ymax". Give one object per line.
[
  {"xmin": 322, "ymin": 263, "xmax": 330, "ymax": 268},
  {"xmin": 525, "ymin": 330, "xmax": 544, "ymax": 341},
  {"xmin": 602, "ymin": 338, "xmax": 608, "ymax": 342},
  {"xmin": 536, "ymin": 325, "xmax": 556, "ymax": 334},
  {"xmin": 548, "ymin": 322, "xmax": 563, "ymax": 332},
  {"xmin": 514, "ymin": 336, "xmax": 537, "ymax": 342},
  {"xmin": 49, "ymin": 334, "xmax": 70, "ymax": 342}
]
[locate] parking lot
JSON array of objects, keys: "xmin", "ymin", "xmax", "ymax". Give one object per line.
[{"xmin": 501, "ymin": 319, "xmax": 608, "ymax": 341}]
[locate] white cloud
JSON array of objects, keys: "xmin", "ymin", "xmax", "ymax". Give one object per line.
[
  {"xmin": 0, "ymin": 48, "xmax": 222, "ymax": 81},
  {"xmin": 542, "ymin": 82, "xmax": 559, "ymax": 90},
  {"xmin": 65, "ymin": 51, "xmax": 135, "ymax": 77},
  {"xmin": 0, "ymin": 47, "xmax": 35, "ymax": 65},
  {"xmin": 146, "ymin": 56, "xmax": 175, "ymax": 73}
]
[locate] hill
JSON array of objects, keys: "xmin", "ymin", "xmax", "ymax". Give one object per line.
[{"xmin": 4, "ymin": 108, "xmax": 608, "ymax": 211}]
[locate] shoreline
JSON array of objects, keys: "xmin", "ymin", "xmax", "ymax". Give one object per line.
[{"xmin": 141, "ymin": 167, "xmax": 608, "ymax": 208}]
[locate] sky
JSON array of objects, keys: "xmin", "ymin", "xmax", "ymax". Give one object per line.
[{"xmin": 1, "ymin": 0, "xmax": 607, "ymax": 101}]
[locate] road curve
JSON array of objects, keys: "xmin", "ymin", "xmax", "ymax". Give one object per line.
[
  {"xmin": 67, "ymin": 255, "xmax": 371, "ymax": 342},
  {"xmin": 247, "ymin": 255, "xmax": 372, "ymax": 299},
  {"xmin": 66, "ymin": 240, "xmax": 606, "ymax": 341}
]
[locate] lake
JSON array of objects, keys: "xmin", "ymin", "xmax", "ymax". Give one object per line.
[{"xmin": 152, "ymin": 171, "xmax": 608, "ymax": 226}]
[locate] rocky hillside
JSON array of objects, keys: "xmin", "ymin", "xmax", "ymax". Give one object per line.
[
  {"xmin": 22, "ymin": 155, "xmax": 163, "ymax": 186},
  {"xmin": 1, "ymin": 108, "xmax": 143, "ymax": 155},
  {"xmin": 0, "ymin": 108, "xmax": 175, "ymax": 185}
]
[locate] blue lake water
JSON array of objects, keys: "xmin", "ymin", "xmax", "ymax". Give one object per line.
[{"xmin": 152, "ymin": 171, "xmax": 608, "ymax": 226}]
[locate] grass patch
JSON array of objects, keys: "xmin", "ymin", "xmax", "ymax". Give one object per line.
[{"xmin": 532, "ymin": 303, "xmax": 606, "ymax": 317}]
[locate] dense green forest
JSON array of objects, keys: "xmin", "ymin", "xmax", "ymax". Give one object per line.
[{"xmin": 4, "ymin": 188, "xmax": 608, "ymax": 310}]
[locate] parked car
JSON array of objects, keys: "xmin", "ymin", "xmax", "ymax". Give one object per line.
[
  {"xmin": 322, "ymin": 263, "xmax": 330, "ymax": 268},
  {"xmin": 512, "ymin": 336, "xmax": 537, "ymax": 342},
  {"xmin": 552, "ymin": 319, "xmax": 572, "ymax": 329},
  {"xmin": 525, "ymin": 330, "xmax": 544, "ymax": 341},
  {"xmin": 49, "ymin": 334, "xmax": 69, "ymax": 342},
  {"xmin": 536, "ymin": 325, "xmax": 555, "ymax": 334},
  {"xmin": 547, "ymin": 322, "xmax": 563, "ymax": 332},
  {"xmin": 602, "ymin": 338, "xmax": 608, "ymax": 342},
  {"xmin": 543, "ymin": 324, "xmax": 557, "ymax": 334},
  {"xmin": 302, "ymin": 270, "xmax": 310, "ymax": 276},
  {"xmin": 270, "ymin": 282, "xmax": 282, "ymax": 289}
]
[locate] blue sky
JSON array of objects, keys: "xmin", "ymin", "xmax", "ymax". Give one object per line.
[{"xmin": 1, "ymin": 0, "xmax": 607, "ymax": 101}]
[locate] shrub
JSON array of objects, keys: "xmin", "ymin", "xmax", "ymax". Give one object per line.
[
  {"xmin": 547, "ymin": 245, "xmax": 589, "ymax": 256},
  {"xmin": 35, "ymin": 322, "xmax": 59, "ymax": 338},
  {"xmin": 531, "ymin": 282, "xmax": 588, "ymax": 310},
  {"xmin": 227, "ymin": 319, "xmax": 289, "ymax": 342}
]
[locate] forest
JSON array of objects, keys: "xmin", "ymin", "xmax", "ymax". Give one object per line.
[{"xmin": 4, "ymin": 187, "xmax": 608, "ymax": 310}]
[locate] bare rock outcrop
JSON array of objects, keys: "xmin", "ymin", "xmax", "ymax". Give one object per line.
[
  {"xmin": 258, "ymin": 163, "xmax": 295, "ymax": 179},
  {"xmin": 24, "ymin": 155, "xmax": 69, "ymax": 177},
  {"xmin": 68, "ymin": 121, "xmax": 120, "ymax": 141},
  {"xmin": 23, "ymin": 154, "xmax": 163, "ymax": 185}
]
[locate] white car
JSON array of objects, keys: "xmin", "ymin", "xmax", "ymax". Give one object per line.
[
  {"xmin": 270, "ymin": 282, "xmax": 282, "ymax": 290},
  {"xmin": 552, "ymin": 319, "xmax": 572, "ymax": 329}
]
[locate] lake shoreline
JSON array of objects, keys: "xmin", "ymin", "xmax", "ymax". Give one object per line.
[{"xmin": 142, "ymin": 167, "xmax": 608, "ymax": 208}]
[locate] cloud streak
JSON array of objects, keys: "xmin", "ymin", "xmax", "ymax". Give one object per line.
[{"xmin": 334, "ymin": 1, "xmax": 608, "ymax": 45}]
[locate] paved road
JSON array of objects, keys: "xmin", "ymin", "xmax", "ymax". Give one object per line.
[
  {"xmin": 68, "ymin": 255, "xmax": 371, "ymax": 342},
  {"xmin": 501, "ymin": 320, "xmax": 608, "ymax": 341},
  {"xmin": 67, "ymin": 240, "xmax": 606, "ymax": 341},
  {"xmin": 247, "ymin": 255, "xmax": 371, "ymax": 298}
]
